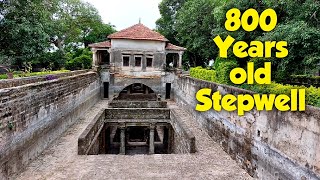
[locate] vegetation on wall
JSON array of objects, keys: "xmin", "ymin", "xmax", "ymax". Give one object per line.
[{"xmin": 0, "ymin": 70, "xmax": 70, "ymax": 80}]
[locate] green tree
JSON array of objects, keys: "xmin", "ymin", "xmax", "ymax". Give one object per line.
[
  {"xmin": 0, "ymin": 0, "xmax": 114, "ymax": 69},
  {"xmin": 259, "ymin": 21, "xmax": 320, "ymax": 81},
  {"xmin": 48, "ymin": 0, "xmax": 104, "ymax": 50},
  {"xmin": 156, "ymin": 0, "xmax": 188, "ymax": 44},
  {"xmin": 157, "ymin": 0, "xmax": 320, "ymax": 83},
  {"xmin": 0, "ymin": 0, "xmax": 51, "ymax": 67},
  {"xmin": 175, "ymin": 0, "xmax": 218, "ymax": 65},
  {"xmin": 84, "ymin": 23, "xmax": 116, "ymax": 47}
]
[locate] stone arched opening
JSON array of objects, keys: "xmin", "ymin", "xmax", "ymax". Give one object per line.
[{"xmin": 115, "ymin": 83, "xmax": 158, "ymax": 101}]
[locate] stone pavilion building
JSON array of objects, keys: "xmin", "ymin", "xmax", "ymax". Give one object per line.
[{"xmin": 89, "ymin": 23, "xmax": 186, "ymax": 101}]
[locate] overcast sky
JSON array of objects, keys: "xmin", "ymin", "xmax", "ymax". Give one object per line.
[{"xmin": 83, "ymin": 0, "xmax": 162, "ymax": 30}]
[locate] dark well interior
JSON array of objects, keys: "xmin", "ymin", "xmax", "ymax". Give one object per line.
[{"xmin": 97, "ymin": 124, "xmax": 174, "ymax": 155}]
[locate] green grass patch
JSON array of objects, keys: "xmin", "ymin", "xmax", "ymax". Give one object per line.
[
  {"xmin": 13, "ymin": 70, "xmax": 70, "ymax": 78},
  {"xmin": 0, "ymin": 74, "xmax": 8, "ymax": 79},
  {"xmin": 0, "ymin": 70, "xmax": 70, "ymax": 80}
]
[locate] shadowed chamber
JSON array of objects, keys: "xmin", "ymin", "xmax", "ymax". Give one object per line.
[
  {"xmin": 115, "ymin": 83, "xmax": 157, "ymax": 101},
  {"xmin": 102, "ymin": 124, "xmax": 174, "ymax": 155}
]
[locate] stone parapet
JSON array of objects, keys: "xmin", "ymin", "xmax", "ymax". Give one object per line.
[
  {"xmin": 174, "ymin": 76, "xmax": 320, "ymax": 179},
  {"xmin": 0, "ymin": 71, "xmax": 100, "ymax": 179}
]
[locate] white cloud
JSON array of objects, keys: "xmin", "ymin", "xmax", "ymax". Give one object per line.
[{"xmin": 83, "ymin": 0, "xmax": 162, "ymax": 30}]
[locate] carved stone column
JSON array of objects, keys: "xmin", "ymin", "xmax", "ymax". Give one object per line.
[
  {"xmin": 119, "ymin": 124, "xmax": 126, "ymax": 155},
  {"xmin": 92, "ymin": 49, "xmax": 98, "ymax": 70},
  {"xmin": 149, "ymin": 124, "xmax": 155, "ymax": 154},
  {"xmin": 178, "ymin": 52, "xmax": 184, "ymax": 69},
  {"xmin": 107, "ymin": 49, "xmax": 112, "ymax": 65}
]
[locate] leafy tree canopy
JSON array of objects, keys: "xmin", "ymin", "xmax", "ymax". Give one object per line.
[
  {"xmin": 156, "ymin": 0, "xmax": 320, "ymax": 82},
  {"xmin": 0, "ymin": 0, "xmax": 116, "ymax": 69}
]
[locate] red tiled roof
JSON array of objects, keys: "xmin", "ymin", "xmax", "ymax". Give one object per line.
[
  {"xmin": 108, "ymin": 23, "xmax": 168, "ymax": 42},
  {"xmin": 166, "ymin": 43, "xmax": 186, "ymax": 51},
  {"xmin": 88, "ymin": 41, "xmax": 111, "ymax": 48}
]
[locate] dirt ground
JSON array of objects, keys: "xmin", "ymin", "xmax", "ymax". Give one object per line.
[{"xmin": 14, "ymin": 100, "xmax": 253, "ymax": 180}]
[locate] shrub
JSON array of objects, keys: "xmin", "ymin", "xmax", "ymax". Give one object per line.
[
  {"xmin": 190, "ymin": 67, "xmax": 320, "ymax": 108},
  {"xmin": 306, "ymin": 86, "xmax": 320, "ymax": 107},
  {"xmin": 66, "ymin": 55, "xmax": 92, "ymax": 70},
  {"xmin": 215, "ymin": 60, "xmax": 238, "ymax": 85},
  {"xmin": 214, "ymin": 57, "xmax": 225, "ymax": 70},
  {"xmin": 190, "ymin": 67, "xmax": 216, "ymax": 82},
  {"xmin": 249, "ymin": 58, "xmax": 270, "ymax": 69},
  {"xmin": 0, "ymin": 74, "xmax": 7, "ymax": 79}
]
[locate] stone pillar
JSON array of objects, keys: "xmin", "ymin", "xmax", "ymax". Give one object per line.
[
  {"xmin": 107, "ymin": 49, "xmax": 112, "ymax": 65},
  {"xmin": 92, "ymin": 49, "xmax": 98, "ymax": 70},
  {"xmin": 130, "ymin": 53, "xmax": 134, "ymax": 72},
  {"xmin": 149, "ymin": 124, "xmax": 155, "ymax": 154},
  {"xmin": 178, "ymin": 52, "xmax": 183, "ymax": 68},
  {"xmin": 119, "ymin": 125, "xmax": 126, "ymax": 155},
  {"xmin": 167, "ymin": 125, "xmax": 172, "ymax": 154},
  {"xmin": 142, "ymin": 54, "xmax": 146, "ymax": 72},
  {"xmin": 108, "ymin": 49, "xmax": 115, "ymax": 73}
]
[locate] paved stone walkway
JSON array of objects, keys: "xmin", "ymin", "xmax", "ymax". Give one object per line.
[{"xmin": 15, "ymin": 100, "xmax": 253, "ymax": 180}]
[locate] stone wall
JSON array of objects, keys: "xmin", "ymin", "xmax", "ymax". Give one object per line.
[
  {"xmin": 0, "ymin": 71, "xmax": 100, "ymax": 179},
  {"xmin": 111, "ymin": 39, "xmax": 166, "ymax": 52},
  {"xmin": 174, "ymin": 76, "xmax": 320, "ymax": 180},
  {"xmin": 170, "ymin": 109, "xmax": 196, "ymax": 154},
  {"xmin": 109, "ymin": 101, "xmax": 167, "ymax": 108},
  {"xmin": 111, "ymin": 49, "xmax": 165, "ymax": 73},
  {"xmin": 100, "ymin": 69, "xmax": 176, "ymax": 101},
  {"xmin": 78, "ymin": 109, "xmax": 105, "ymax": 155},
  {"xmin": 112, "ymin": 76, "xmax": 162, "ymax": 96},
  {"xmin": 105, "ymin": 108, "xmax": 170, "ymax": 119}
]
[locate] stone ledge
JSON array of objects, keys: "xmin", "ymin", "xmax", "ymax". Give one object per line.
[
  {"xmin": 105, "ymin": 108, "xmax": 170, "ymax": 119},
  {"xmin": 109, "ymin": 101, "xmax": 167, "ymax": 108},
  {"xmin": 0, "ymin": 70, "xmax": 91, "ymax": 89},
  {"xmin": 106, "ymin": 119, "xmax": 170, "ymax": 124},
  {"xmin": 78, "ymin": 109, "xmax": 105, "ymax": 155},
  {"xmin": 170, "ymin": 109, "xmax": 196, "ymax": 153}
]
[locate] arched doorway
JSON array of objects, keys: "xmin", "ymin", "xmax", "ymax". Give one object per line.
[{"xmin": 115, "ymin": 83, "xmax": 158, "ymax": 101}]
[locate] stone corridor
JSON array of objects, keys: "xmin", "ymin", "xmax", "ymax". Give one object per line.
[{"xmin": 14, "ymin": 100, "xmax": 252, "ymax": 180}]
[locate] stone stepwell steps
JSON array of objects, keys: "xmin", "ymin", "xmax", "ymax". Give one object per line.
[{"xmin": 15, "ymin": 100, "xmax": 252, "ymax": 180}]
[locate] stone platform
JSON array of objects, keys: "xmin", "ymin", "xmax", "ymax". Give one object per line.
[{"xmin": 15, "ymin": 100, "xmax": 252, "ymax": 180}]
